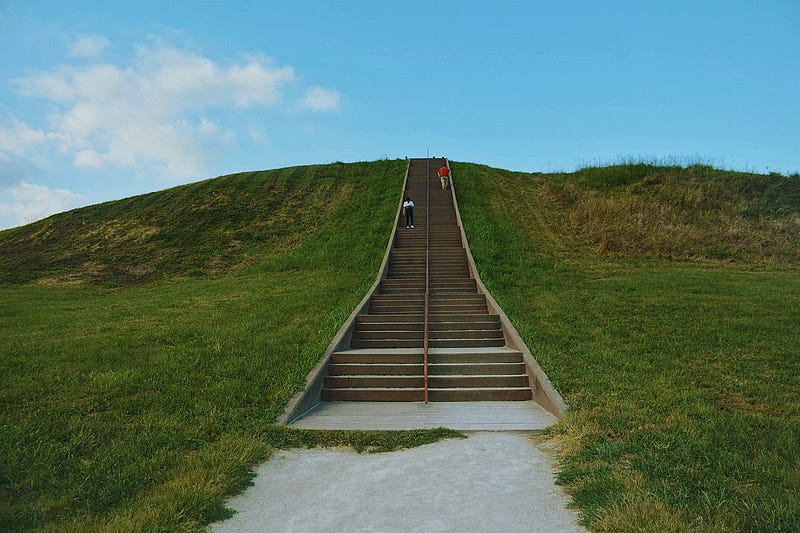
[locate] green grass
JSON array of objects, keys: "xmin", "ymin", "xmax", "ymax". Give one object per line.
[
  {"xmin": 0, "ymin": 161, "xmax": 405, "ymax": 287},
  {"xmin": 0, "ymin": 159, "xmax": 463, "ymax": 531},
  {"xmin": 453, "ymin": 162, "xmax": 800, "ymax": 532},
  {"xmin": 3, "ymin": 158, "xmax": 799, "ymax": 531}
]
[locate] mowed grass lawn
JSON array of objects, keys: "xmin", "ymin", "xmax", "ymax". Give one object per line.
[
  {"xmin": 454, "ymin": 162, "xmax": 800, "ymax": 532},
  {"xmin": 0, "ymin": 160, "xmax": 460, "ymax": 532}
]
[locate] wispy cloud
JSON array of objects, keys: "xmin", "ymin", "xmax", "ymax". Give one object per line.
[
  {"xmin": 69, "ymin": 34, "xmax": 110, "ymax": 59},
  {"xmin": 0, "ymin": 117, "xmax": 58, "ymax": 156},
  {"xmin": 7, "ymin": 38, "xmax": 339, "ymax": 181},
  {"xmin": 0, "ymin": 182, "xmax": 86, "ymax": 229},
  {"xmin": 298, "ymin": 86, "xmax": 341, "ymax": 111},
  {"xmin": 0, "ymin": 35, "xmax": 342, "ymax": 229}
]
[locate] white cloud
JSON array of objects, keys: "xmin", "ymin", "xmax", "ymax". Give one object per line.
[
  {"xmin": 74, "ymin": 149, "xmax": 104, "ymax": 168},
  {"xmin": 8, "ymin": 40, "xmax": 333, "ymax": 181},
  {"xmin": 70, "ymin": 34, "xmax": 110, "ymax": 59},
  {"xmin": 298, "ymin": 86, "xmax": 341, "ymax": 111},
  {"xmin": 248, "ymin": 125, "xmax": 266, "ymax": 142},
  {"xmin": 0, "ymin": 182, "xmax": 87, "ymax": 229},
  {"xmin": 198, "ymin": 117, "xmax": 218, "ymax": 136},
  {"xmin": 0, "ymin": 117, "xmax": 51, "ymax": 157}
]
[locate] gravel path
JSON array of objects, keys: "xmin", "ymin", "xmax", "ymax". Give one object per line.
[{"xmin": 208, "ymin": 432, "xmax": 586, "ymax": 532}]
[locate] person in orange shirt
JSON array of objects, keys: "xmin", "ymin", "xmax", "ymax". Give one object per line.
[{"xmin": 437, "ymin": 165, "xmax": 450, "ymax": 190}]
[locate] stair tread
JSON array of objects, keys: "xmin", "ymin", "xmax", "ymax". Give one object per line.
[
  {"xmin": 323, "ymin": 386, "xmax": 531, "ymax": 391},
  {"xmin": 334, "ymin": 347, "xmax": 521, "ymax": 354}
]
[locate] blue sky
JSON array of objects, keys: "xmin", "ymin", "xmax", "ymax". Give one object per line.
[{"xmin": 1, "ymin": 0, "xmax": 798, "ymax": 229}]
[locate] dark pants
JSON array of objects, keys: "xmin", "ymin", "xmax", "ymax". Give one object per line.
[{"xmin": 405, "ymin": 208, "xmax": 414, "ymax": 227}]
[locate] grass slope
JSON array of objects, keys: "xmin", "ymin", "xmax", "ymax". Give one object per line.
[
  {"xmin": 2, "ymin": 159, "xmax": 798, "ymax": 531},
  {"xmin": 1, "ymin": 162, "xmax": 397, "ymax": 287},
  {"xmin": 0, "ymin": 159, "xmax": 461, "ymax": 532},
  {"xmin": 453, "ymin": 162, "xmax": 800, "ymax": 532}
]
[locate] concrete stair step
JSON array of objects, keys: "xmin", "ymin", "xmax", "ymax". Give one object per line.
[
  {"xmin": 351, "ymin": 337, "xmax": 505, "ymax": 349},
  {"xmin": 353, "ymin": 330, "xmax": 424, "ymax": 340},
  {"xmin": 429, "ymin": 268, "xmax": 470, "ymax": 274},
  {"xmin": 430, "ymin": 309, "xmax": 490, "ymax": 315},
  {"xmin": 428, "ymin": 387, "xmax": 533, "ymax": 401},
  {"xmin": 321, "ymin": 388, "xmax": 424, "ymax": 402},
  {"xmin": 430, "ymin": 294, "xmax": 486, "ymax": 302},
  {"xmin": 367, "ymin": 309, "xmax": 426, "ymax": 315},
  {"xmin": 428, "ymin": 313, "xmax": 499, "ymax": 322},
  {"xmin": 351, "ymin": 338, "xmax": 424, "ymax": 348},
  {"xmin": 429, "ymin": 338, "xmax": 505, "ymax": 348},
  {"xmin": 369, "ymin": 304, "xmax": 425, "ymax": 313},
  {"xmin": 429, "ymin": 375, "xmax": 530, "ymax": 388},
  {"xmin": 327, "ymin": 363, "xmax": 423, "ymax": 375},
  {"xmin": 428, "ymin": 324, "xmax": 502, "ymax": 333},
  {"xmin": 325, "ymin": 375, "xmax": 424, "ymax": 388},
  {"xmin": 332, "ymin": 350, "xmax": 423, "ymax": 364},
  {"xmin": 370, "ymin": 294, "xmax": 424, "ymax": 303},
  {"xmin": 428, "ymin": 305, "xmax": 489, "ymax": 313},
  {"xmin": 428, "ymin": 362, "xmax": 526, "ymax": 374},
  {"xmin": 370, "ymin": 298, "xmax": 426, "ymax": 305},
  {"xmin": 379, "ymin": 285, "xmax": 426, "ymax": 293},
  {"xmin": 356, "ymin": 314, "xmax": 424, "ymax": 323},
  {"xmin": 355, "ymin": 321, "xmax": 424, "ymax": 331},
  {"xmin": 352, "ymin": 324, "xmax": 503, "ymax": 340},
  {"xmin": 428, "ymin": 329, "xmax": 503, "ymax": 340},
  {"xmin": 430, "ymin": 283, "xmax": 478, "ymax": 291},
  {"xmin": 429, "ymin": 279, "xmax": 476, "ymax": 285},
  {"xmin": 429, "ymin": 349, "xmax": 523, "ymax": 363}
]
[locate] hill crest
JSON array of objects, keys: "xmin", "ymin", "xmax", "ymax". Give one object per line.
[{"xmin": 1, "ymin": 160, "xmax": 798, "ymax": 287}]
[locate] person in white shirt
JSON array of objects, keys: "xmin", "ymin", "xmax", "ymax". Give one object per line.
[{"xmin": 402, "ymin": 196, "xmax": 415, "ymax": 228}]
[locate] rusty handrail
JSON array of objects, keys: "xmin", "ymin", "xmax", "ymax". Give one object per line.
[{"xmin": 423, "ymin": 157, "xmax": 431, "ymax": 404}]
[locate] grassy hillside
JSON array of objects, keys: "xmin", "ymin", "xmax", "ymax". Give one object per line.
[
  {"xmin": 2, "ymin": 159, "xmax": 798, "ymax": 531},
  {"xmin": 0, "ymin": 161, "xmax": 403, "ymax": 287},
  {"xmin": 0, "ymin": 159, "xmax": 460, "ymax": 531},
  {"xmin": 455, "ymin": 162, "xmax": 800, "ymax": 263},
  {"xmin": 453, "ymin": 162, "xmax": 800, "ymax": 532}
]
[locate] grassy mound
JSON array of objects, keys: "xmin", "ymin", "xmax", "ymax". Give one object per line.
[
  {"xmin": 0, "ymin": 161, "xmax": 401, "ymax": 286},
  {"xmin": 2, "ymin": 159, "xmax": 798, "ymax": 531},
  {"xmin": 0, "ymin": 159, "xmax": 462, "ymax": 531},
  {"xmin": 454, "ymin": 162, "xmax": 800, "ymax": 532},
  {"xmin": 455, "ymin": 162, "xmax": 800, "ymax": 264}
]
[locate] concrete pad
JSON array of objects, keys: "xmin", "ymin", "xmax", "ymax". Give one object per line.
[
  {"xmin": 290, "ymin": 401, "xmax": 557, "ymax": 431},
  {"xmin": 208, "ymin": 432, "xmax": 586, "ymax": 533}
]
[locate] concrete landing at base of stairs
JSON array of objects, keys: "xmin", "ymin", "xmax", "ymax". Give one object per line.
[
  {"xmin": 208, "ymin": 432, "xmax": 586, "ymax": 533},
  {"xmin": 290, "ymin": 401, "xmax": 556, "ymax": 431}
]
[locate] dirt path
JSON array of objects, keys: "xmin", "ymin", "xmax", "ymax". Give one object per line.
[{"xmin": 208, "ymin": 432, "xmax": 586, "ymax": 532}]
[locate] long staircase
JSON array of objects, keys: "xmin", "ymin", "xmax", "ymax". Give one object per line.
[{"xmin": 321, "ymin": 158, "xmax": 532, "ymax": 402}]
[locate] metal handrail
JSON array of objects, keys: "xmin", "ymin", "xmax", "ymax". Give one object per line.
[{"xmin": 423, "ymin": 157, "xmax": 431, "ymax": 404}]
